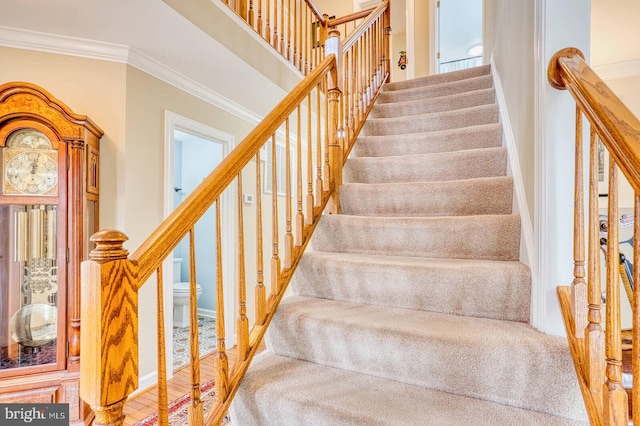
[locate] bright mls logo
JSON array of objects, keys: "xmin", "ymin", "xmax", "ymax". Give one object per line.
[{"xmin": 0, "ymin": 404, "xmax": 68, "ymax": 425}]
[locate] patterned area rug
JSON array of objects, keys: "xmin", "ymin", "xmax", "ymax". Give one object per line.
[
  {"xmin": 132, "ymin": 380, "xmax": 231, "ymax": 426},
  {"xmin": 173, "ymin": 316, "xmax": 217, "ymax": 371}
]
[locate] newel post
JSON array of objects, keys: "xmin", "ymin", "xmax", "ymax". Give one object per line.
[
  {"xmin": 80, "ymin": 230, "xmax": 139, "ymax": 426},
  {"xmin": 324, "ymin": 29, "xmax": 343, "ymax": 214}
]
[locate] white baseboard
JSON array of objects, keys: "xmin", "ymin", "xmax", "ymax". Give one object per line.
[
  {"xmin": 131, "ymin": 370, "xmax": 158, "ymax": 398},
  {"xmin": 197, "ymin": 308, "xmax": 216, "ymax": 319},
  {"xmin": 490, "ymin": 60, "xmax": 536, "ymax": 278}
]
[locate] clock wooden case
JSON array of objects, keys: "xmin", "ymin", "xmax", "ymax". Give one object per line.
[{"xmin": 0, "ymin": 82, "xmax": 102, "ymax": 424}]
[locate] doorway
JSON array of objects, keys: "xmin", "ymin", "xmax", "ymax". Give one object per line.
[
  {"xmin": 436, "ymin": 0, "xmax": 483, "ymax": 73},
  {"xmin": 163, "ymin": 111, "xmax": 236, "ymax": 377}
]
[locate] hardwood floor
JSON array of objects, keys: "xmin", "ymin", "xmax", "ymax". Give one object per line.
[{"xmin": 123, "ymin": 346, "xmax": 245, "ymax": 425}]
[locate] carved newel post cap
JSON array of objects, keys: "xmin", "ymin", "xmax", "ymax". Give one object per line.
[
  {"xmin": 328, "ymin": 29, "xmax": 341, "ymax": 38},
  {"xmin": 90, "ymin": 230, "xmax": 129, "ymax": 263}
]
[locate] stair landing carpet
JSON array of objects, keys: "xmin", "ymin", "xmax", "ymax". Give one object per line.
[{"xmin": 230, "ymin": 65, "xmax": 588, "ymax": 425}]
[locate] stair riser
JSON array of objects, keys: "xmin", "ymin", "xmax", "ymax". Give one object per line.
[
  {"xmin": 265, "ymin": 298, "xmax": 587, "ymax": 421},
  {"xmin": 311, "ymin": 214, "xmax": 522, "ymax": 261},
  {"xmin": 378, "ymin": 75, "xmax": 493, "ymax": 104},
  {"xmin": 292, "ymin": 253, "xmax": 531, "ymax": 321},
  {"xmin": 340, "ymin": 177, "xmax": 514, "ymax": 217},
  {"xmin": 353, "ymin": 123, "xmax": 503, "ymax": 158},
  {"xmin": 345, "ymin": 147, "xmax": 507, "ymax": 184},
  {"xmin": 384, "ymin": 64, "xmax": 491, "ymax": 92},
  {"xmin": 371, "ymin": 88, "xmax": 495, "ymax": 119},
  {"xmin": 364, "ymin": 104, "xmax": 499, "ymax": 136}
]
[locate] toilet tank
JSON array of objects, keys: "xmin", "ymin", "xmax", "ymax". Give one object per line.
[{"xmin": 173, "ymin": 257, "xmax": 182, "ymax": 283}]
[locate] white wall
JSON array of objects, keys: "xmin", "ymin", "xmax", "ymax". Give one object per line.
[{"xmin": 484, "ymin": 0, "xmax": 591, "ymax": 335}]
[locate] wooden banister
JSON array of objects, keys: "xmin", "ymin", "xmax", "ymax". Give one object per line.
[
  {"xmin": 549, "ymin": 47, "xmax": 640, "ymax": 425},
  {"xmin": 328, "ymin": 6, "xmax": 376, "ymax": 27},
  {"xmin": 303, "ymin": 0, "xmax": 325, "ymax": 25},
  {"xmin": 343, "ymin": 3, "xmax": 388, "ymax": 52},
  {"xmin": 81, "ymin": 3, "xmax": 390, "ymax": 424}
]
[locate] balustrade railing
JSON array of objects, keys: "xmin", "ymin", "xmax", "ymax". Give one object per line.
[
  {"xmin": 222, "ymin": 0, "xmax": 328, "ymax": 74},
  {"xmin": 79, "ymin": 2, "xmax": 390, "ymax": 425},
  {"xmin": 549, "ymin": 47, "xmax": 640, "ymax": 425}
]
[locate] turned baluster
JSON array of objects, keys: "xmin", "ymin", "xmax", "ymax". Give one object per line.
[
  {"xmin": 257, "ymin": 0, "xmax": 263, "ymax": 36},
  {"xmin": 237, "ymin": 174, "xmax": 250, "ymax": 360},
  {"xmin": 295, "ymin": 105, "xmax": 305, "ymax": 245},
  {"xmin": 214, "ymin": 199, "xmax": 229, "ymax": 402},
  {"xmin": 272, "ymin": 0, "xmax": 279, "ymax": 51},
  {"xmin": 384, "ymin": 1, "xmax": 391, "ymax": 81},
  {"xmin": 323, "ymin": 76, "xmax": 331, "ymax": 191},
  {"xmin": 237, "ymin": 0, "xmax": 248, "ymax": 21},
  {"xmin": 585, "ymin": 128, "xmax": 605, "ymax": 393},
  {"xmin": 306, "ymin": 93, "xmax": 315, "ymax": 224},
  {"xmin": 255, "ymin": 152, "xmax": 267, "ymax": 326},
  {"xmin": 293, "ymin": 0, "xmax": 298, "ymax": 69},
  {"xmin": 270, "ymin": 134, "xmax": 282, "ymax": 294},
  {"xmin": 280, "ymin": 0, "xmax": 285, "ymax": 55},
  {"xmin": 248, "ymin": 0, "xmax": 255, "ymax": 27},
  {"xmin": 80, "ymin": 230, "xmax": 138, "ymax": 426},
  {"xmin": 156, "ymin": 265, "xmax": 169, "ymax": 425},
  {"xmin": 603, "ymin": 161, "xmax": 629, "ymax": 425},
  {"xmin": 187, "ymin": 228, "xmax": 203, "ymax": 425},
  {"xmin": 287, "ymin": 0, "xmax": 292, "ymax": 61},
  {"xmin": 572, "ymin": 107, "xmax": 588, "ymax": 338},
  {"xmin": 265, "ymin": 0, "xmax": 271, "ymax": 44},
  {"xmin": 633, "ymin": 194, "xmax": 640, "ymax": 422},
  {"xmin": 315, "ymin": 82, "xmax": 324, "ymax": 205},
  {"xmin": 284, "ymin": 118, "xmax": 294, "ymax": 267}
]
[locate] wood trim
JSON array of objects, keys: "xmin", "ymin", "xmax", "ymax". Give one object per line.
[
  {"xmin": 558, "ymin": 286, "xmax": 604, "ymax": 426},
  {"xmin": 328, "ymin": 6, "xmax": 376, "ymax": 27},
  {"xmin": 303, "ymin": 0, "xmax": 325, "ymax": 24}
]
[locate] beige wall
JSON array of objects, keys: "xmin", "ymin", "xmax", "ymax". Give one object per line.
[
  {"xmin": 313, "ymin": 0, "xmax": 355, "ymax": 19},
  {"xmin": 483, "ymin": 0, "xmax": 535, "ymax": 220},
  {"xmin": 0, "ymin": 47, "xmax": 128, "ymax": 231},
  {"xmin": 391, "ymin": 31, "xmax": 407, "ymax": 82},
  {"xmin": 591, "ymin": 0, "xmax": 640, "ymax": 66}
]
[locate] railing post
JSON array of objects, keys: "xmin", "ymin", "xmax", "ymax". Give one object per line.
[
  {"xmin": 320, "ymin": 14, "xmax": 329, "ymax": 51},
  {"xmin": 383, "ymin": 2, "xmax": 391, "ymax": 83},
  {"xmin": 80, "ymin": 230, "xmax": 138, "ymax": 426},
  {"xmin": 324, "ymin": 29, "xmax": 343, "ymax": 215}
]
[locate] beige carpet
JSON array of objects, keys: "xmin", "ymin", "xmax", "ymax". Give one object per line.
[{"xmin": 230, "ymin": 65, "xmax": 589, "ymax": 425}]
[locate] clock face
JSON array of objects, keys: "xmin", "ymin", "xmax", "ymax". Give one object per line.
[
  {"xmin": 3, "ymin": 148, "xmax": 58, "ymax": 196},
  {"xmin": 6, "ymin": 129, "xmax": 53, "ymax": 150}
]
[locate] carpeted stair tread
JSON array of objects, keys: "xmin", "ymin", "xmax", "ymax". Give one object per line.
[
  {"xmin": 352, "ymin": 123, "xmax": 503, "ymax": 157},
  {"xmin": 311, "ymin": 214, "xmax": 521, "ymax": 261},
  {"xmin": 364, "ymin": 104, "xmax": 498, "ymax": 136},
  {"xmin": 344, "ymin": 147, "xmax": 507, "ymax": 184},
  {"xmin": 230, "ymin": 352, "xmax": 588, "ymax": 426},
  {"xmin": 340, "ymin": 176, "xmax": 513, "ymax": 217},
  {"xmin": 371, "ymin": 87, "xmax": 495, "ymax": 119},
  {"xmin": 378, "ymin": 74, "xmax": 493, "ymax": 104},
  {"xmin": 264, "ymin": 296, "xmax": 587, "ymax": 421},
  {"xmin": 292, "ymin": 251, "xmax": 531, "ymax": 321},
  {"xmin": 384, "ymin": 64, "xmax": 491, "ymax": 92}
]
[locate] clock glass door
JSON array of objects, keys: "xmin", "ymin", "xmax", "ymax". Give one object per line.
[
  {"xmin": 0, "ymin": 128, "xmax": 64, "ymax": 376},
  {"xmin": 0, "ymin": 205, "xmax": 59, "ymax": 371}
]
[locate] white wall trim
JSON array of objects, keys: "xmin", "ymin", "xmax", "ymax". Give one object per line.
[
  {"xmin": 132, "ymin": 371, "xmax": 158, "ymax": 398},
  {"xmin": 490, "ymin": 60, "xmax": 536, "ymax": 291},
  {"xmin": 163, "ymin": 111, "xmax": 238, "ymax": 379},
  {"xmin": 0, "ymin": 25, "xmax": 265, "ymax": 126},
  {"xmin": 0, "ymin": 25, "xmax": 130, "ymax": 62},
  {"xmin": 532, "ymin": 0, "xmax": 547, "ymax": 333},
  {"xmin": 593, "ymin": 58, "xmax": 640, "ymax": 81},
  {"xmin": 197, "ymin": 308, "xmax": 216, "ymax": 319}
]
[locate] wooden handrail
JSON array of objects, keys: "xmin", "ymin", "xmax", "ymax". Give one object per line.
[
  {"xmin": 304, "ymin": 0, "xmax": 325, "ymax": 25},
  {"xmin": 549, "ymin": 47, "xmax": 640, "ymax": 426},
  {"xmin": 328, "ymin": 6, "xmax": 377, "ymax": 27},
  {"xmin": 131, "ymin": 55, "xmax": 337, "ymax": 285},
  {"xmin": 549, "ymin": 48, "xmax": 640, "ymax": 194}
]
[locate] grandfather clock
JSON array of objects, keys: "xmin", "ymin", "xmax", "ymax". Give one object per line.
[{"xmin": 0, "ymin": 82, "xmax": 102, "ymax": 424}]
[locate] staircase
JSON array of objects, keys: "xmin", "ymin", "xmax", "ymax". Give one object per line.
[{"xmin": 229, "ymin": 65, "xmax": 589, "ymax": 425}]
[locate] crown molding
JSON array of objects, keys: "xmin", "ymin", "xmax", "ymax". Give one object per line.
[
  {"xmin": 0, "ymin": 25, "xmax": 264, "ymax": 126},
  {"xmin": 593, "ymin": 58, "xmax": 640, "ymax": 81}
]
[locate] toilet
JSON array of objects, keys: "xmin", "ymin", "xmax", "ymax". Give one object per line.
[{"xmin": 172, "ymin": 257, "xmax": 203, "ymax": 328}]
